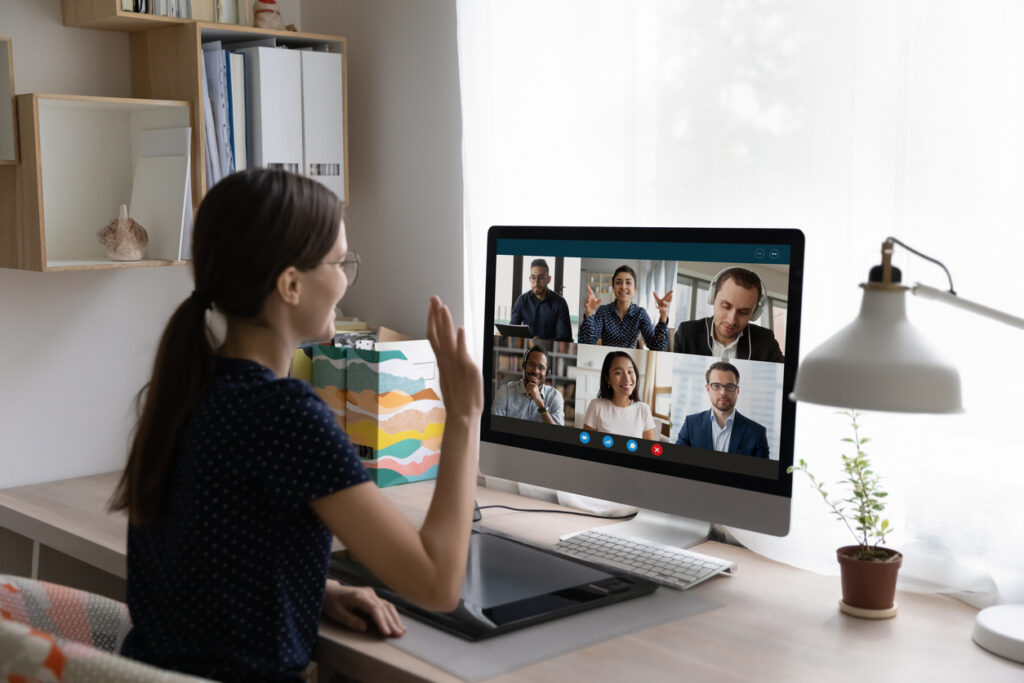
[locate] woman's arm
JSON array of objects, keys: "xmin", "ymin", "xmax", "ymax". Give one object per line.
[
  {"xmin": 639, "ymin": 309, "xmax": 669, "ymax": 351},
  {"xmin": 311, "ymin": 297, "xmax": 482, "ymax": 612},
  {"xmin": 642, "ymin": 428, "xmax": 659, "ymax": 441}
]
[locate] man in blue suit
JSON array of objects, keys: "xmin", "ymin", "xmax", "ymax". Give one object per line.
[{"xmin": 675, "ymin": 361, "xmax": 770, "ymax": 459}]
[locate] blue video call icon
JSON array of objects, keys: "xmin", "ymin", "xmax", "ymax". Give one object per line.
[
  {"xmin": 626, "ymin": 439, "xmax": 638, "ymax": 452},
  {"xmin": 579, "ymin": 432, "xmax": 590, "ymax": 444},
  {"xmin": 602, "ymin": 435, "xmax": 614, "ymax": 448}
]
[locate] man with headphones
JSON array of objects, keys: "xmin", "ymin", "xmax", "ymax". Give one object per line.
[
  {"xmin": 492, "ymin": 345, "xmax": 565, "ymax": 425},
  {"xmin": 673, "ymin": 267, "xmax": 784, "ymax": 362}
]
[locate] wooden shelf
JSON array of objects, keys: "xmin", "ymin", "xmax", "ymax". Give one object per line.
[
  {"xmin": 0, "ymin": 94, "xmax": 191, "ymax": 271},
  {"xmin": 129, "ymin": 22, "xmax": 347, "ymax": 209},
  {"xmin": 62, "ymin": 1, "xmax": 196, "ymax": 31}
]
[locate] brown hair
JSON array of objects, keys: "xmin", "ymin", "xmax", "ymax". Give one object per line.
[
  {"xmin": 705, "ymin": 361, "xmax": 740, "ymax": 385},
  {"xmin": 715, "ymin": 267, "xmax": 763, "ymax": 299},
  {"xmin": 110, "ymin": 169, "xmax": 343, "ymax": 524}
]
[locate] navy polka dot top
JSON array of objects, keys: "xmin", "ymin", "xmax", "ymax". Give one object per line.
[
  {"xmin": 122, "ymin": 357, "xmax": 370, "ymax": 682},
  {"xmin": 577, "ymin": 302, "xmax": 669, "ymax": 350}
]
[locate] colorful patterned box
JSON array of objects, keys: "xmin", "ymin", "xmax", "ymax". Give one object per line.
[{"xmin": 312, "ymin": 341, "xmax": 444, "ymax": 487}]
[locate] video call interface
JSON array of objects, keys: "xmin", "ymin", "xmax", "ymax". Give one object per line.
[{"xmin": 486, "ymin": 236, "xmax": 795, "ymax": 483}]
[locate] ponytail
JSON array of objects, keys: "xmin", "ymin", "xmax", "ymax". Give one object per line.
[
  {"xmin": 110, "ymin": 294, "xmax": 215, "ymax": 524},
  {"xmin": 111, "ymin": 169, "xmax": 343, "ymax": 524}
]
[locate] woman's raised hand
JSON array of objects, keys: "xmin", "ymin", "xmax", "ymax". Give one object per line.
[
  {"xmin": 653, "ymin": 290, "xmax": 674, "ymax": 322},
  {"xmin": 426, "ymin": 296, "xmax": 483, "ymax": 419},
  {"xmin": 584, "ymin": 286, "xmax": 602, "ymax": 317}
]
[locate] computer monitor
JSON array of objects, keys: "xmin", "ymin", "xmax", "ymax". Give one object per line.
[{"xmin": 480, "ymin": 226, "xmax": 804, "ymax": 546}]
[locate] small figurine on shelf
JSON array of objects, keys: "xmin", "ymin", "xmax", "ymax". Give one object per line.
[
  {"xmin": 253, "ymin": 0, "xmax": 293, "ymax": 31},
  {"xmin": 98, "ymin": 204, "xmax": 148, "ymax": 261}
]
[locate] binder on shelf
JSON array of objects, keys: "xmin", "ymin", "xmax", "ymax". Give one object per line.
[
  {"xmin": 300, "ymin": 50, "xmax": 345, "ymax": 201},
  {"xmin": 202, "ymin": 42, "xmax": 234, "ymax": 177},
  {"xmin": 238, "ymin": 46, "xmax": 303, "ymax": 174},
  {"xmin": 216, "ymin": 0, "xmax": 237, "ymax": 24},
  {"xmin": 200, "ymin": 56, "xmax": 221, "ymax": 186},
  {"xmin": 228, "ymin": 51, "xmax": 247, "ymax": 171}
]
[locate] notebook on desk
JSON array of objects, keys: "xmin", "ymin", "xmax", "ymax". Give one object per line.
[{"xmin": 328, "ymin": 530, "xmax": 657, "ymax": 641}]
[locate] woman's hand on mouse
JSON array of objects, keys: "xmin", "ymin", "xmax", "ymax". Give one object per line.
[{"xmin": 324, "ymin": 582, "xmax": 406, "ymax": 637}]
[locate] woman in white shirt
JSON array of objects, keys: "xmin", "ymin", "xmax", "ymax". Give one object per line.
[{"xmin": 583, "ymin": 351, "xmax": 658, "ymax": 440}]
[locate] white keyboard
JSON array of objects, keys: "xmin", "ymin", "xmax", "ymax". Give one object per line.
[{"xmin": 554, "ymin": 529, "xmax": 736, "ymax": 590}]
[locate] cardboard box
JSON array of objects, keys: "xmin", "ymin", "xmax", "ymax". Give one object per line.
[{"xmin": 312, "ymin": 340, "xmax": 444, "ymax": 487}]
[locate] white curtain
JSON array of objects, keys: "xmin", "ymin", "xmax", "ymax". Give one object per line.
[{"xmin": 457, "ymin": 0, "xmax": 1024, "ymax": 606}]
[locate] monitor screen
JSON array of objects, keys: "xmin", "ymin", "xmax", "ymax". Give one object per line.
[{"xmin": 479, "ymin": 226, "xmax": 804, "ymax": 537}]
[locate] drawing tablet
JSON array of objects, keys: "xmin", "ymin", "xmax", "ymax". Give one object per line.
[{"xmin": 328, "ymin": 530, "xmax": 658, "ymax": 641}]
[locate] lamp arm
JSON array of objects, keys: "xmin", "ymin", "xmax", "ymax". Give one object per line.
[{"xmin": 912, "ymin": 283, "xmax": 1024, "ymax": 330}]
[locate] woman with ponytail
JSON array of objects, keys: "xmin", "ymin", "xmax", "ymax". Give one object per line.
[{"xmin": 111, "ymin": 169, "xmax": 482, "ymax": 682}]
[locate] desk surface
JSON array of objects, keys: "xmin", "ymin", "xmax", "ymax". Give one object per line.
[{"xmin": 0, "ymin": 472, "xmax": 1019, "ymax": 681}]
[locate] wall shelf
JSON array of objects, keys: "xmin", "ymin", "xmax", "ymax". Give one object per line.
[
  {"xmin": 129, "ymin": 22, "xmax": 347, "ymax": 208},
  {"xmin": 0, "ymin": 94, "xmax": 191, "ymax": 271}
]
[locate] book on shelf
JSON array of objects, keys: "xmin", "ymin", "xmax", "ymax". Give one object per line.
[
  {"xmin": 202, "ymin": 42, "xmax": 234, "ymax": 179},
  {"xmin": 216, "ymin": 0, "xmax": 237, "ymax": 24},
  {"xmin": 200, "ymin": 56, "xmax": 221, "ymax": 186},
  {"xmin": 228, "ymin": 51, "xmax": 247, "ymax": 171}
]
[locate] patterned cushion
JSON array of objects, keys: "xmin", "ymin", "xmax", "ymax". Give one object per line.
[
  {"xmin": 0, "ymin": 576, "xmax": 210, "ymax": 682},
  {"xmin": 0, "ymin": 576, "xmax": 129, "ymax": 653}
]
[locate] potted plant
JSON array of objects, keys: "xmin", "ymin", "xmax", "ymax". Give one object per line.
[{"xmin": 788, "ymin": 411, "xmax": 903, "ymax": 618}]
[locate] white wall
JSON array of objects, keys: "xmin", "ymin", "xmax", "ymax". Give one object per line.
[
  {"xmin": 300, "ymin": 0, "xmax": 464, "ymax": 337},
  {"xmin": 0, "ymin": 1, "xmax": 194, "ymax": 489}
]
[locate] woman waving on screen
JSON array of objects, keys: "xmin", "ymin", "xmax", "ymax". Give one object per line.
[{"xmin": 577, "ymin": 265, "xmax": 671, "ymax": 350}]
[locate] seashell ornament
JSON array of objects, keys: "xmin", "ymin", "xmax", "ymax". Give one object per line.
[{"xmin": 98, "ymin": 204, "xmax": 148, "ymax": 261}]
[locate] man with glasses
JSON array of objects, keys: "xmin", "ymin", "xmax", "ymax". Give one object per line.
[
  {"xmin": 509, "ymin": 259, "xmax": 573, "ymax": 341},
  {"xmin": 675, "ymin": 361, "xmax": 769, "ymax": 458},
  {"xmin": 492, "ymin": 346, "xmax": 565, "ymax": 426}
]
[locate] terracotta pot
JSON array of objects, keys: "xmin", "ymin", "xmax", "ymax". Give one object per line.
[{"xmin": 836, "ymin": 545, "xmax": 902, "ymax": 613}]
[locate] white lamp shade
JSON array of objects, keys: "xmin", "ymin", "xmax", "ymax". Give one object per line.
[{"xmin": 791, "ymin": 287, "xmax": 963, "ymax": 413}]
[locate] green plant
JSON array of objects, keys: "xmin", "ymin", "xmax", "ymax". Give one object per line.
[{"xmin": 787, "ymin": 411, "xmax": 897, "ymax": 562}]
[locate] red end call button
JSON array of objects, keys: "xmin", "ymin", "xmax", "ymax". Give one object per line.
[{"xmin": 651, "ymin": 444, "xmax": 663, "ymax": 456}]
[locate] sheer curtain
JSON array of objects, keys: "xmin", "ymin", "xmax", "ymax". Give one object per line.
[{"xmin": 457, "ymin": 0, "xmax": 1024, "ymax": 605}]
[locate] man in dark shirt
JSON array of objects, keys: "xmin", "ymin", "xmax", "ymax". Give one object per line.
[
  {"xmin": 509, "ymin": 258, "xmax": 573, "ymax": 341},
  {"xmin": 673, "ymin": 266, "xmax": 784, "ymax": 362}
]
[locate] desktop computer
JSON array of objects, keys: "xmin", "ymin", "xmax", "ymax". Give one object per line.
[
  {"xmin": 481, "ymin": 225, "xmax": 804, "ymax": 549},
  {"xmin": 331, "ymin": 225, "xmax": 804, "ymax": 639}
]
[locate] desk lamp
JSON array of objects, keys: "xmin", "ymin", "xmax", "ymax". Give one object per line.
[{"xmin": 789, "ymin": 237, "xmax": 1024, "ymax": 664}]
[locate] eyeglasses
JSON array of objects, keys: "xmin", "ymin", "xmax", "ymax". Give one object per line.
[
  {"xmin": 525, "ymin": 360, "xmax": 547, "ymax": 374},
  {"xmin": 529, "ymin": 274, "xmax": 549, "ymax": 282},
  {"xmin": 708, "ymin": 382, "xmax": 739, "ymax": 393},
  {"xmin": 322, "ymin": 252, "xmax": 361, "ymax": 285}
]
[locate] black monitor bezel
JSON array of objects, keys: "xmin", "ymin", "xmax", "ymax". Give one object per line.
[{"xmin": 481, "ymin": 225, "xmax": 804, "ymax": 498}]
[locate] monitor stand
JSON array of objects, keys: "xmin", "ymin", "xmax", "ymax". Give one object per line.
[{"xmin": 588, "ymin": 509, "xmax": 711, "ymax": 549}]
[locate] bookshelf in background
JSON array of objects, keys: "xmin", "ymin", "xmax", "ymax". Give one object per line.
[
  {"xmin": 130, "ymin": 22, "xmax": 347, "ymax": 210},
  {"xmin": 492, "ymin": 336, "xmax": 578, "ymax": 423}
]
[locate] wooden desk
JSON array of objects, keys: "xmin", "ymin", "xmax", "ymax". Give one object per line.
[{"xmin": 0, "ymin": 472, "xmax": 1019, "ymax": 681}]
